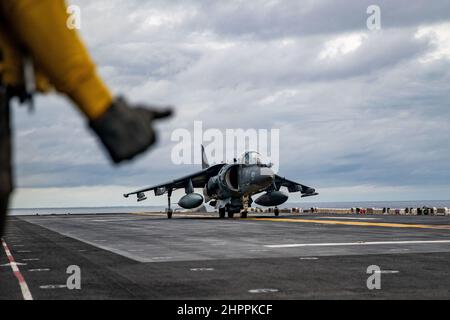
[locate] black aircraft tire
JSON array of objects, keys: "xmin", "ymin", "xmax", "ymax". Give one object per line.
[
  {"xmin": 227, "ymin": 211, "xmax": 234, "ymax": 218},
  {"xmin": 219, "ymin": 208, "xmax": 226, "ymax": 219},
  {"xmin": 274, "ymin": 208, "xmax": 280, "ymax": 217},
  {"xmin": 167, "ymin": 210, "xmax": 173, "ymax": 219},
  {"xmin": 240, "ymin": 211, "xmax": 248, "ymax": 219}
]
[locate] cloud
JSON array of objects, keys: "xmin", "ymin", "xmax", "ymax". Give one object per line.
[
  {"xmin": 415, "ymin": 22, "xmax": 450, "ymax": 62},
  {"xmin": 9, "ymin": 0, "xmax": 450, "ymax": 208}
]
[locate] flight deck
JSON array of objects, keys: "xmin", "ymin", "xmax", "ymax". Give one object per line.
[{"xmin": 2, "ymin": 212, "xmax": 450, "ymax": 299}]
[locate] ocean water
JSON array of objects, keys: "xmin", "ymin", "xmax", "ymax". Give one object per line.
[
  {"xmin": 8, "ymin": 200, "xmax": 450, "ymax": 216},
  {"xmin": 9, "ymin": 206, "xmax": 166, "ymax": 216}
]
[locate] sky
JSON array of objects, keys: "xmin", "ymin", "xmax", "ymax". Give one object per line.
[{"xmin": 9, "ymin": 0, "xmax": 450, "ymax": 208}]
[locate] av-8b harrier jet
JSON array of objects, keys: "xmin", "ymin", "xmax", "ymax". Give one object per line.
[{"xmin": 124, "ymin": 146, "xmax": 318, "ymax": 219}]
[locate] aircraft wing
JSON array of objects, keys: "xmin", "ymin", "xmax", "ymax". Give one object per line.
[
  {"xmin": 274, "ymin": 175, "xmax": 318, "ymax": 198},
  {"xmin": 123, "ymin": 163, "xmax": 226, "ymax": 199}
]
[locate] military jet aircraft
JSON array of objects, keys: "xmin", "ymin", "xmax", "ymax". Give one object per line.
[{"xmin": 124, "ymin": 146, "xmax": 318, "ymax": 219}]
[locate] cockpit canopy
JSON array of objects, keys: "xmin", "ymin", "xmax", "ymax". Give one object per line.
[{"xmin": 239, "ymin": 151, "xmax": 263, "ymax": 165}]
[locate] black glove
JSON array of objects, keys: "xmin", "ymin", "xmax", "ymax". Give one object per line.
[{"xmin": 89, "ymin": 97, "xmax": 173, "ymax": 164}]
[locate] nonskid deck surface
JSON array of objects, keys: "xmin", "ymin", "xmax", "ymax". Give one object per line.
[{"xmin": 2, "ymin": 212, "xmax": 450, "ymax": 299}]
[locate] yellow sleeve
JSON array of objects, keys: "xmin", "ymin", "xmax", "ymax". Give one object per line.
[{"xmin": 1, "ymin": 0, "xmax": 112, "ymax": 119}]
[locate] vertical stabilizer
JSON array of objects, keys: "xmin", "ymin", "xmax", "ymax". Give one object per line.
[{"xmin": 201, "ymin": 145, "xmax": 209, "ymax": 169}]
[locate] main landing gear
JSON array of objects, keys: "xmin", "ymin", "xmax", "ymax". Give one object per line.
[
  {"xmin": 218, "ymin": 205, "xmax": 237, "ymax": 219},
  {"xmin": 219, "ymin": 207, "xmax": 226, "ymax": 219},
  {"xmin": 219, "ymin": 206, "xmax": 236, "ymax": 219},
  {"xmin": 218, "ymin": 196, "xmax": 251, "ymax": 219}
]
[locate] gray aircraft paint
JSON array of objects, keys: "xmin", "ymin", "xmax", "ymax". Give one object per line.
[{"xmin": 124, "ymin": 146, "xmax": 317, "ymax": 216}]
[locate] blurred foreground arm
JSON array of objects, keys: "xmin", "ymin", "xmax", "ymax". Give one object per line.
[{"xmin": 1, "ymin": 0, "xmax": 173, "ymax": 163}]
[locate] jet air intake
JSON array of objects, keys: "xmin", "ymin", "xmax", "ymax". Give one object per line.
[{"xmin": 224, "ymin": 164, "xmax": 239, "ymax": 192}]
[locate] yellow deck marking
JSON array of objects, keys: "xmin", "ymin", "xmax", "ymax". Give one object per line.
[
  {"xmin": 247, "ymin": 217, "xmax": 450, "ymax": 230},
  {"xmin": 129, "ymin": 212, "xmax": 212, "ymax": 218},
  {"xmin": 127, "ymin": 212, "xmax": 450, "ymax": 230}
]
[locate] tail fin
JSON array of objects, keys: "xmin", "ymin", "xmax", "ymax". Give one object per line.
[{"xmin": 201, "ymin": 145, "xmax": 209, "ymax": 169}]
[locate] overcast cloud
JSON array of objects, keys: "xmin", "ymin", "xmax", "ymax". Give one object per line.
[{"xmin": 10, "ymin": 0, "xmax": 450, "ymax": 208}]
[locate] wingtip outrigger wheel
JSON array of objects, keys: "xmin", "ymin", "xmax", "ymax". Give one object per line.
[{"xmin": 166, "ymin": 188, "xmax": 173, "ymax": 219}]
